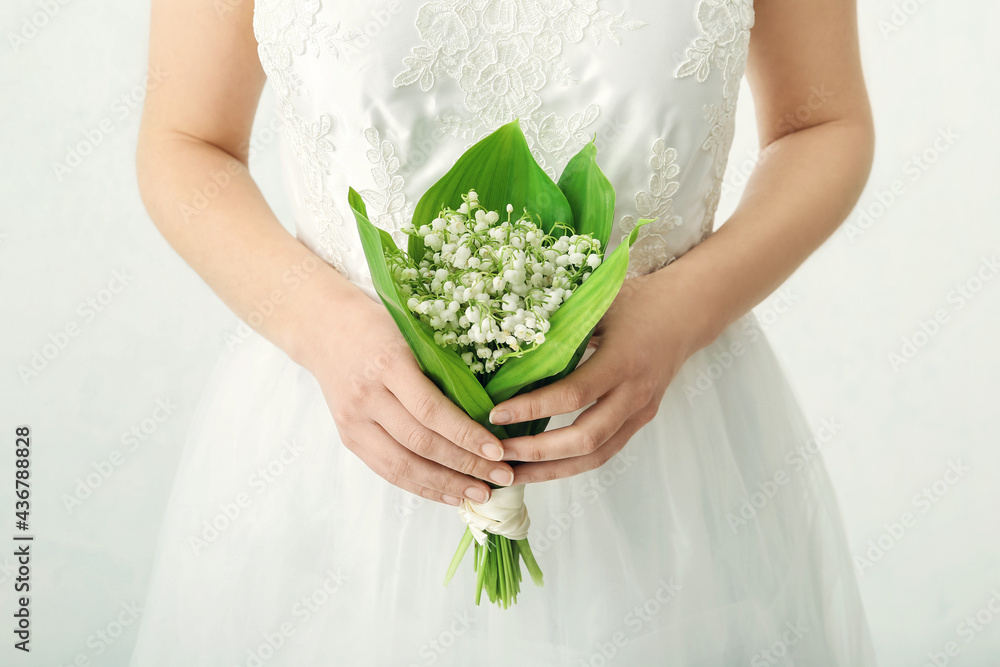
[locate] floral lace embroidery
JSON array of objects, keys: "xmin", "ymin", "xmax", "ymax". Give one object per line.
[
  {"xmin": 254, "ymin": 0, "xmax": 754, "ymax": 281},
  {"xmin": 394, "ymin": 0, "xmax": 646, "ymax": 174},
  {"xmin": 675, "ymin": 0, "xmax": 754, "ymax": 239},
  {"xmin": 254, "ymin": 0, "xmax": 360, "ymax": 98},
  {"xmin": 357, "ymin": 127, "xmax": 415, "ymax": 248},
  {"xmin": 282, "ymin": 112, "xmax": 351, "ymax": 271},
  {"xmin": 283, "ymin": 113, "xmax": 334, "ymax": 194},
  {"xmin": 620, "ymin": 140, "xmax": 683, "ymax": 277},
  {"xmin": 254, "ymin": 1, "xmax": 361, "ymax": 274}
]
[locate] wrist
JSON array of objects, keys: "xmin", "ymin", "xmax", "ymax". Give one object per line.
[
  {"xmin": 649, "ymin": 260, "xmax": 729, "ymax": 357},
  {"xmin": 280, "ymin": 270, "xmax": 371, "ymax": 372}
]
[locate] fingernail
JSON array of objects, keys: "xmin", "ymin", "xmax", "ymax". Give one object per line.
[
  {"xmin": 482, "ymin": 443, "xmax": 504, "ymax": 461},
  {"xmin": 490, "ymin": 409, "xmax": 511, "ymax": 425},
  {"xmin": 489, "ymin": 468, "xmax": 515, "ymax": 486},
  {"xmin": 466, "ymin": 486, "xmax": 489, "ymax": 503},
  {"xmin": 442, "ymin": 494, "xmax": 461, "ymax": 506}
]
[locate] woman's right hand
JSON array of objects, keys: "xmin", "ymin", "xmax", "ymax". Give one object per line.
[
  {"xmin": 303, "ymin": 287, "xmax": 515, "ymax": 507},
  {"xmin": 136, "ymin": 0, "xmax": 511, "ymax": 509}
]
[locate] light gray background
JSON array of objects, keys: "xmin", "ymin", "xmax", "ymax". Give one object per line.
[{"xmin": 1, "ymin": 0, "xmax": 998, "ymax": 665}]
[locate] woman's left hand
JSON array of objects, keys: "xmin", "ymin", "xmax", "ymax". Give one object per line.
[{"xmin": 490, "ymin": 266, "xmax": 712, "ymax": 484}]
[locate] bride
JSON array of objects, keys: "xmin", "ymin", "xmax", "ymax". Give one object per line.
[{"xmin": 131, "ymin": 0, "xmax": 877, "ymax": 664}]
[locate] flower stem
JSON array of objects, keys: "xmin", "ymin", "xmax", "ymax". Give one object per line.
[
  {"xmin": 444, "ymin": 528, "xmax": 474, "ymax": 586},
  {"xmin": 474, "ymin": 541, "xmax": 486, "ymax": 606},
  {"xmin": 517, "ymin": 538, "xmax": 544, "ymax": 587}
]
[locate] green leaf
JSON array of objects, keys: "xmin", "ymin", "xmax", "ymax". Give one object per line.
[
  {"xmin": 556, "ymin": 140, "xmax": 615, "ymax": 252},
  {"xmin": 484, "ymin": 221, "xmax": 652, "ymax": 405},
  {"xmin": 408, "ymin": 119, "xmax": 574, "ymax": 262},
  {"xmin": 349, "ymin": 187, "xmax": 507, "ymax": 437}
]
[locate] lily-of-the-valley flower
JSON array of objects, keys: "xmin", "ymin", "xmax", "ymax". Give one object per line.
[{"xmin": 391, "ymin": 190, "xmax": 603, "ymax": 375}]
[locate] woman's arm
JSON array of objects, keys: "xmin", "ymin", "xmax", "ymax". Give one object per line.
[
  {"xmin": 493, "ymin": 0, "xmax": 875, "ymax": 482},
  {"xmin": 666, "ymin": 0, "xmax": 875, "ymax": 344},
  {"xmin": 139, "ymin": 0, "xmax": 513, "ymax": 504},
  {"xmin": 137, "ymin": 1, "xmax": 343, "ymax": 366}
]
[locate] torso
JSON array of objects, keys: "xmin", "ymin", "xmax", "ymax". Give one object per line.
[{"xmin": 252, "ymin": 0, "xmax": 754, "ymax": 294}]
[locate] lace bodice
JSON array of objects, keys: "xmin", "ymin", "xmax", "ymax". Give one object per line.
[{"xmin": 253, "ymin": 0, "xmax": 754, "ymax": 296}]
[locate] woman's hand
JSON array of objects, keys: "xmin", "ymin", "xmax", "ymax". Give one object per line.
[
  {"xmin": 489, "ymin": 0, "xmax": 876, "ymax": 486},
  {"xmin": 490, "ymin": 267, "xmax": 711, "ymax": 484},
  {"xmin": 304, "ymin": 288, "xmax": 515, "ymax": 506},
  {"xmin": 138, "ymin": 0, "xmax": 512, "ymax": 510}
]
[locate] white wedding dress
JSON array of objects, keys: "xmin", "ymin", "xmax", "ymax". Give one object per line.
[{"xmin": 131, "ymin": 1, "xmax": 876, "ymax": 665}]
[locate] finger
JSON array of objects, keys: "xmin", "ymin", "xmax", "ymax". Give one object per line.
[
  {"xmin": 499, "ymin": 387, "xmax": 636, "ymax": 462},
  {"xmin": 384, "ymin": 362, "xmax": 506, "ymax": 462},
  {"xmin": 511, "ymin": 414, "xmax": 647, "ymax": 485},
  {"xmin": 376, "ymin": 398, "xmax": 515, "ymax": 486},
  {"xmin": 386, "ymin": 475, "xmax": 464, "ymax": 508},
  {"xmin": 348, "ymin": 420, "xmax": 494, "ymax": 504},
  {"xmin": 489, "ymin": 348, "xmax": 617, "ymax": 425}
]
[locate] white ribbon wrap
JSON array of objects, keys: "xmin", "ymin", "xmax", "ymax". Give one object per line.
[{"xmin": 457, "ymin": 484, "xmax": 530, "ymax": 545}]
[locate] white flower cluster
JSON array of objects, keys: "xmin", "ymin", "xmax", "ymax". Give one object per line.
[{"xmin": 393, "ymin": 190, "xmax": 603, "ymax": 375}]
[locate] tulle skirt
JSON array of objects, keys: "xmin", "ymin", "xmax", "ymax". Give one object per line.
[{"xmin": 130, "ymin": 312, "xmax": 875, "ymax": 666}]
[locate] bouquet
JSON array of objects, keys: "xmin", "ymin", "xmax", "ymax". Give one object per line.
[{"xmin": 347, "ymin": 119, "xmax": 650, "ymax": 607}]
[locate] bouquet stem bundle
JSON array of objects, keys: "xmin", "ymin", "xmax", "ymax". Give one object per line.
[{"xmin": 444, "ymin": 529, "xmax": 543, "ymax": 608}]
